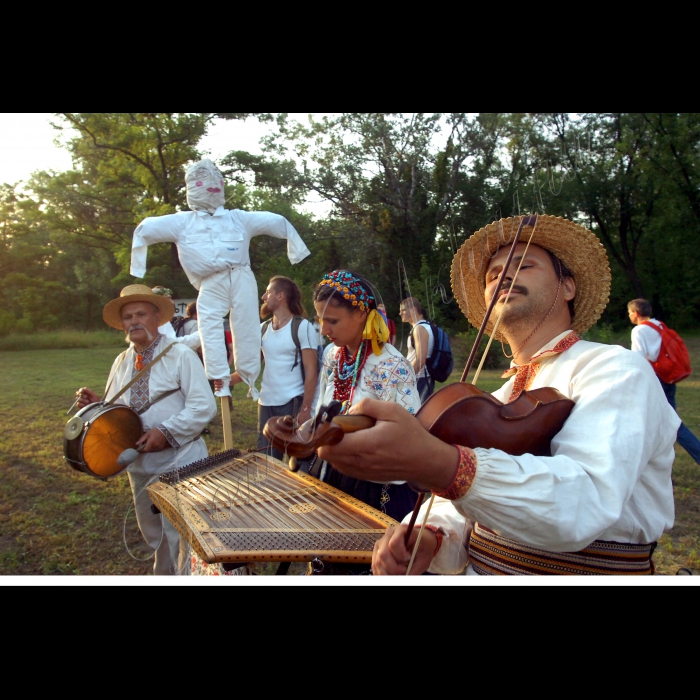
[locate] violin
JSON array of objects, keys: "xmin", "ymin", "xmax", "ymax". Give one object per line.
[{"xmin": 264, "ymin": 385, "xmax": 573, "ymax": 462}]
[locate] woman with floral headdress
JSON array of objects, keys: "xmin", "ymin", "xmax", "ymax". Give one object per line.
[{"xmin": 311, "ymin": 270, "xmax": 422, "ymax": 572}]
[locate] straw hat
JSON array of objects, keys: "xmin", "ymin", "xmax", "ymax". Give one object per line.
[
  {"xmin": 450, "ymin": 214, "xmax": 611, "ymax": 340},
  {"xmin": 103, "ymin": 284, "xmax": 175, "ymax": 330}
]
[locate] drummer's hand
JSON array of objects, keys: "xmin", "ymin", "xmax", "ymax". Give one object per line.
[
  {"xmin": 372, "ymin": 524, "xmax": 437, "ymax": 576},
  {"xmin": 75, "ymin": 387, "xmax": 100, "ymax": 409},
  {"xmin": 317, "ymin": 399, "xmax": 460, "ymax": 493},
  {"xmin": 136, "ymin": 428, "xmax": 169, "ymax": 453}
]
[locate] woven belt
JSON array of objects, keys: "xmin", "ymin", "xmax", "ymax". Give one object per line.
[{"xmin": 469, "ymin": 523, "xmax": 656, "ymax": 575}]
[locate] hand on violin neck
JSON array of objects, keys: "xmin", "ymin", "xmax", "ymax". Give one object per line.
[{"xmin": 317, "ymin": 398, "xmax": 460, "ymax": 493}]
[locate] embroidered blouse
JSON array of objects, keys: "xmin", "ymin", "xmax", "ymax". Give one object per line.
[{"xmin": 315, "ymin": 343, "xmax": 421, "ymax": 415}]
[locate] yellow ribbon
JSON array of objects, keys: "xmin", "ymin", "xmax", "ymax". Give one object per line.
[{"xmin": 363, "ymin": 309, "xmax": 390, "ymax": 355}]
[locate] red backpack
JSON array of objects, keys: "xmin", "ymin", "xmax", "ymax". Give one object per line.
[{"xmin": 641, "ymin": 321, "xmax": 692, "ymax": 384}]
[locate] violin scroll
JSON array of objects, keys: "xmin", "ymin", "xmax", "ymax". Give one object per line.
[{"xmin": 263, "ymin": 401, "xmax": 377, "ymax": 459}]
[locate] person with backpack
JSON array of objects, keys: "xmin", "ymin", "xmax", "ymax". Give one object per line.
[
  {"xmin": 177, "ymin": 301, "xmax": 199, "ymax": 337},
  {"xmin": 399, "ymin": 297, "xmax": 454, "ymax": 401},
  {"xmin": 399, "ymin": 297, "xmax": 434, "ymax": 402},
  {"xmin": 151, "ymin": 287, "xmax": 202, "ymax": 352},
  {"xmin": 218, "ymin": 276, "xmax": 318, "ymax": 462},
  {"xmin": 628, "ymin": 298, "xmax": 700, "ymax": 464}
]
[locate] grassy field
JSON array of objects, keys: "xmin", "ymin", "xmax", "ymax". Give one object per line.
[{"xmin": 0, "ymin": 331, "xmax": 698, "ymax": 578}]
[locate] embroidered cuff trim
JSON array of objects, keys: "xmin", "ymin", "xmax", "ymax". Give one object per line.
[
  {"xmin": 433, "ymin": 445, "xmax": 477, "ymax": 501},
  {"xmin": 158, "ymin": 425, "xmax": 180, "ymax": 448}
]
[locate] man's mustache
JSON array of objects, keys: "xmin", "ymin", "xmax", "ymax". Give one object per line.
[
  {"xmin": 496, "ymin": 283, "xmax": 528, "ymax": 299},
  {"xmin": 125, "ymin": 324, "xmax": 154, "ymax": 343}
]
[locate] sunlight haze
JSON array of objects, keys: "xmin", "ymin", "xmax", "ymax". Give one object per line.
[{"xmin": 0, "ymin": 113, "xmax": 332, "ymax": 217}]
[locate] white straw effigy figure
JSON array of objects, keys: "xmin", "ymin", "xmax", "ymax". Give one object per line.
[{"xmin": 130, "ymin": 159, "xmax": 311, "ymax": 399}]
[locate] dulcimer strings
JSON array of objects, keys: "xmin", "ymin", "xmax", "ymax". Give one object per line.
[{"xmin": 161, "ymin": 450, "xmax": 377, "ymax": 550}]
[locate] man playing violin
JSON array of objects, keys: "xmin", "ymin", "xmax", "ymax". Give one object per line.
[
  {"xmin": 316, "ymin": 215, "xmax": 679, "ymax": 576},
  {"xmin": 75, "ymin": 285, "xmax": 217, "ymax": 575}
]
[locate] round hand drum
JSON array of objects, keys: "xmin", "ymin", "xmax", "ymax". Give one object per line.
[{"xmin": 64, "ymin": 402, "xmax": 143, "ymax": 479}]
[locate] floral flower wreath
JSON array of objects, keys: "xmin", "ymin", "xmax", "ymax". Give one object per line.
[
  {"xmin": 318, "ymin": 270, "xmax": 389, "ymax": 355},
  {"xmin": 318, "ymin": 270, "xmax": 374, "ymax": 311},
  {"xmin": 152, "ymin": 287, "xmax": 173, "ymax": 298}
]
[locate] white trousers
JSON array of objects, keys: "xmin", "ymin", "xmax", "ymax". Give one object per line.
[
  {"xmin": 197, "ymin": 266, "xmax": 261, "ymax": 399},
  {"xmin": 128, "ymin": 470, "xmax": 191, "ymax": 576}
]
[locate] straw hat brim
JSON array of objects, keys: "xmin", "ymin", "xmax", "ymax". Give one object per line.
[
  {"xmin": 103, "ymin": 285, "xmax": 175, "ymax": 330},
  {"xmin": 450, "ymin": 215, "xmax": 611, "ymax": 340}
]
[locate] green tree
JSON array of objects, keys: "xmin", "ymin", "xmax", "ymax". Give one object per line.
[
  {"xmin": 0, "ymin": 114, "xmax": 272, "ymax": 330},
  {"xmin": 227, "ymin": 113, "xmax": 506, "ymax": 322}
]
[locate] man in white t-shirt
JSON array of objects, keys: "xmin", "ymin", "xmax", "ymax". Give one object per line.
[
  {"xmin": 222, "ymin": 276, "xmax": 319, "ymax": 461},
  {"xmin": 399, "ymin": 296, "xmax": 435, "ymax": 402},
  {"xmin": 628, "ymin": 297, "xmax": 700, "ymax": 464}
]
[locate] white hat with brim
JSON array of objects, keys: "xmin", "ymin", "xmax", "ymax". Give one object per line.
[
  {"xmin": 450, "ymin": 214, "xmax": 611, "ymax": 341},
  {"xmin": 103, "ymin": 284, "xmax": 175, "ymax": 330}
]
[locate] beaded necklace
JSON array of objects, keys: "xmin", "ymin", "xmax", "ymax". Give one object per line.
[{"xmin": 333, "ymin": 340, "xmax": 370, "ymax": 413}]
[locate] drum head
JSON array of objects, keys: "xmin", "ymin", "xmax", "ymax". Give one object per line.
[{"xmin": 82, "ymin": 405, "xmax": 143, "ymax": 478}]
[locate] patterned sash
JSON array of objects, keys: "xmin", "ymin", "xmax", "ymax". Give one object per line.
[{"xmin": 469, "ymin": 523, "xmax": 656, "ymax": 575}]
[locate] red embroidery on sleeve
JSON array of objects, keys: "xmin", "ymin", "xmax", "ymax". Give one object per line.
[{"xmin": 433, "ymin": 445, "xmax": 478, "ymax": 501}]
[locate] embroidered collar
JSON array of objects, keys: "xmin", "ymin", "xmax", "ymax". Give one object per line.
[
  {"xmin": 501, "ymin": 330, "xmax": 580, "ymax": 379},
  {"xmin": 133, "ymin": 334, "xmax": 163, "ymax": 363}
]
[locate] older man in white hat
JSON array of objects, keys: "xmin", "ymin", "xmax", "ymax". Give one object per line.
[
  {"xmin": 317, "ymin": 215, "xmax": 679, "ymax": 576},
  {"xmin": 130, "ymin": 159, "xmax": 311, "ymax": 400},
  {"xmin": 75, "ymin": 284, "xmax": 217, "ymax": 575}
]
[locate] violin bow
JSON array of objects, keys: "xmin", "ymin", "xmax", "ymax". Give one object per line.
[{"xmin": 404, "ymin": 213, "xmax": 539, "ymax": 574}]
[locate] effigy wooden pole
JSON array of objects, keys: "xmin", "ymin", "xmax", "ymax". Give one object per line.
[{"xmin": 220, "ymin": 397, "xmax": 233, "ymax": 451}]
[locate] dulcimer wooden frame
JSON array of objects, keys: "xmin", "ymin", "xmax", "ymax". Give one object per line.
[{"xmin": 147, "ymin": 448, "xmax": 399, "ymax": 565}]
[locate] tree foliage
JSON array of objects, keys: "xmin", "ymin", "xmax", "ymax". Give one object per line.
[{"xmin": 1, "ymin": 113, "xmax": 699, "ymax": 335}]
